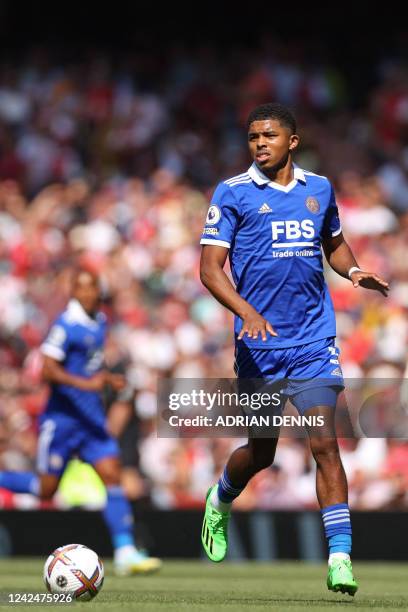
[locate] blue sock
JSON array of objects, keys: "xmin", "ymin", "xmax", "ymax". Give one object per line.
[
  {"xmin": 103, "ymin": 485, "xmax": 135, "ymax": 551},
  {"xmin": 0, "ymin": 471, "xmax": 39, "ymax": 495},
  {"xmin": 321, "ymin": 503, "xmax": 352, "ymax": 555},
  {"xmin": 217, "ymin": 467, "xmax": 244, "ymax": 503}
]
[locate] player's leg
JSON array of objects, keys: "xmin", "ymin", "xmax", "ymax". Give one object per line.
[
  {"xmin": 291, "ymin": 389, "xmax": 358, "ymax": 595},
  {"xmin": 86, "ymin": 435, "xmax": 161, "ymax": 576},
  {"xmin": 306, "ymin": 404, "xmax": 357, "ymax": 595},
  {"xmin": 302, "ymin": 403, "xmax": 350, "ymax": 541},
  {"xmin": 211, "ymin": 436, "xmax": 279, "ymax": 507},
  {"xmin": 0, "ymin": 471, "xmax": 60, "ymax": 497},
  {"xmin": 93, "ymin": 455, "xmax": 139, "ymax": 555},
  {"xmin": 0, "ymin": 470, "xmax": 40, "ymax": 494},
  {"xmin": 306, "ymin": 407, "xmax": 348, "ymax": 507},
  {"xmin": 288, "ymin": 337, "xmax": 358, "ymax": 595},
  {"xmin": 202, "ymin": 436, "xmax": 279, "ymax": 562},
  {"xmin": 0, "ymin": 418, "xmax": 63, "ymax": 499},
  {"xmin": 202, "ymin": 346, "xmax": 282, "ymax": 562}
]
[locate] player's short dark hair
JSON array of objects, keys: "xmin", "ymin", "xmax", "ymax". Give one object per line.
[{"xmin": 247, "ymin": 103, "xmax": 297, "ymax": 134}]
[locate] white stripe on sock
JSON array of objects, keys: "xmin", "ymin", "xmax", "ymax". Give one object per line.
[
  {"xmin": 323, "ymin": 512, "xmax": 350, "ymax": 522},
  {"xmin": 324, "ymin": 518, "xmax": 351, "ymax": 527},
  {"xmin": 323, "ymin": 507, "xmax": 349, "ymax": 518},
  {"xmin": 220, "ymin": 475, "xmax": 242, "ymax": 495}
]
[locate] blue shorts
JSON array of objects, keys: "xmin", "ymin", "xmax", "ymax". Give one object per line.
[
  {"xmin": 37, "ymin": 413, "xmax": 119, "ymax": 476},
  {"xmin": 234, "ymin": 337, "xmax": 344, "ymax": 414}
]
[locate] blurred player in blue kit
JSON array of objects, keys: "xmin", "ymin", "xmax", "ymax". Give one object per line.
[
  {"xmin": 200, "ymin": 103, "xmax": 390, "ymax": 595},
  {"xmin": 0, "ymin": 269, "xmax": 161, "ymax": 576}
]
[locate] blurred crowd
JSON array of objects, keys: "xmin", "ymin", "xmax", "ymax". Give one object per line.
[{"xmin": 1, "ymin": 44, "xmax": 408, "ymax": 511}]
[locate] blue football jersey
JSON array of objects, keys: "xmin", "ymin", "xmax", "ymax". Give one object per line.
[
  {"xmin": 200, "ymin": 163, "xmax": 342, "ymax": 348},
  {"xmin": 41, "ymin": 299, "xmax": 107, "ymax": 425}
]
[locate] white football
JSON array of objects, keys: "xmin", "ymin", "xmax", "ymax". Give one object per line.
[{"xmin": 43, "ymin": 544, "xmax": 104, "ymax": 601}]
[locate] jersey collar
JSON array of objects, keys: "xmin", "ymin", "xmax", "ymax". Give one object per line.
[
  {"xmin": 66, "ymin": 299, "xmax": 101, "ymax": 329},
  {"xmin": 247, "ymin": 162, "xmax": 306, "ymax": 193}
]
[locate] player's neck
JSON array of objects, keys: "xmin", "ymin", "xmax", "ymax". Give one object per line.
[
  {"xmin": 73, "ymin": 298, "xmax": 97, "ymax": 320},
  {"xmin": 259, "ymin": 159, "xmax": 293, "ymax": 186},
  {"xmin": 85, "ymin": 308, "xmax": 97, "ymax": 320}
]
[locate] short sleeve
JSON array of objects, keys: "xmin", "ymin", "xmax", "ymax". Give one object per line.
[
  {"xmin": 41, "ymin": 322, "xmax": 70, "ymax": 361},
  {"xmin": 200, "ymin": 183, "xmax": 240, "ymax": 248},
  {"xmin": 323, "ymin": 184, "xmax": 342, "ymax": 238}
]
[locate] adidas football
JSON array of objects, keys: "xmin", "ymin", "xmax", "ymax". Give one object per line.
[{"xmin": 43, "ymin": 544, "xmax": 104, "ymax": 601}]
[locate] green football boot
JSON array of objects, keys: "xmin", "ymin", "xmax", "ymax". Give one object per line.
[
  {"xmin": 327, "ymin": 558, "xmax": 358, "ymax": 596},
  {"xmin": 201, "ymin": 485, "xmax": 230, "ymax": 562}
]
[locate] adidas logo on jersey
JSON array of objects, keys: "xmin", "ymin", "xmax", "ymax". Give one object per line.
[{"xmin": 258, "ymin": 203, "xmax": 273, "ymax": 214}]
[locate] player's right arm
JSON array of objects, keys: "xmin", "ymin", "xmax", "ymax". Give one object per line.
[
  {"xmin": 40, "ymin": 322, "xmax": 123, "ymax": 391},
  {"xmin": 200, "ymin": 245, "xmax": 277, "ymax": 341},
  {"xmin": 200, "ymin": 183, "xmax": 277, "ymax": 342},
  {"xmin": 41, "ymin": 355, "xmax": 109, "ymax": 391}
]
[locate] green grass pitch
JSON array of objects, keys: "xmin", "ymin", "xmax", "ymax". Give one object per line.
[{"xmin": 0, "ymin": 559, "xmax": 407, "ymax": 611}]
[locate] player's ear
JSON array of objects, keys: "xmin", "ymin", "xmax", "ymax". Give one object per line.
[{"xmin": 289, "ymin": 134, "xmax": 300, "ymax": 152}]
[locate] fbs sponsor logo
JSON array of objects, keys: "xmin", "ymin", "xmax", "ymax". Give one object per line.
[
  {"xmin": 271, "ymin": 219, "xmax": 315, "ymax": 241},
  {"xmin": 258, "ymin": 203, "xmax": 273, "ymax": 214},
  {"xmin": 206, "ymin": 205, "xmax": 221, "ymax": 225}
]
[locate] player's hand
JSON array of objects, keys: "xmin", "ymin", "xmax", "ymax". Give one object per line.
[
  {"xmin": 237, "ymin": 308, "xmax": 277, "ymax": 341},
  {"xmin": 350, "ymin": 270, "xmax": 389, "ymax": 297},
  {"xmin": 106, "ymin": 373, "xmax": 127, "ymax": 391},
  {"xmin": 85, "ymin": 372, "xmax": 109, "ymax": 391}
]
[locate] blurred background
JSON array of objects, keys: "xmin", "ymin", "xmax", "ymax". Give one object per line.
[{"xmin": 0, "ymin": 2, "xmax": 408, "ymax": 529}]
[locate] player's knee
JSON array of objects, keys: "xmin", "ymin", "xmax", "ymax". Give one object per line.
[
  {"xmin": 97, "ymin": 466, "xmax": 121, "ymax": 486},
  {"xmin": 39, "ymin": 477, "xmax": 59, "ymax": 500},
  {"xmin": 251, "ymin": 450, "xmax": 275, "ymax": 472},
  {"xmin": 310, "ymin": 439, "xmax": 340, "ymax": 465},
  {"xmin": 248, "ymin": 440, "xmax": 277, "ymax": 472},
  {"xmin": 101, "ymin": 473, "xmax": 120, "ymax": 486}
]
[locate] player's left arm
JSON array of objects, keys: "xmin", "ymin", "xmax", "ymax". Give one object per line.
[{"xmin": 322, "ymin": 232, "xmax": 389, "ymax": 297}]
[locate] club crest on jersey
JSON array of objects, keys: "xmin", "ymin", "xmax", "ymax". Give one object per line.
[
  {"xmin": 306, "ymin": 197, "xmax": 320, "ymax": 213},
  {"xmin": 206, "ymin": 205, "xmax": 221, "ymax": 225}
]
